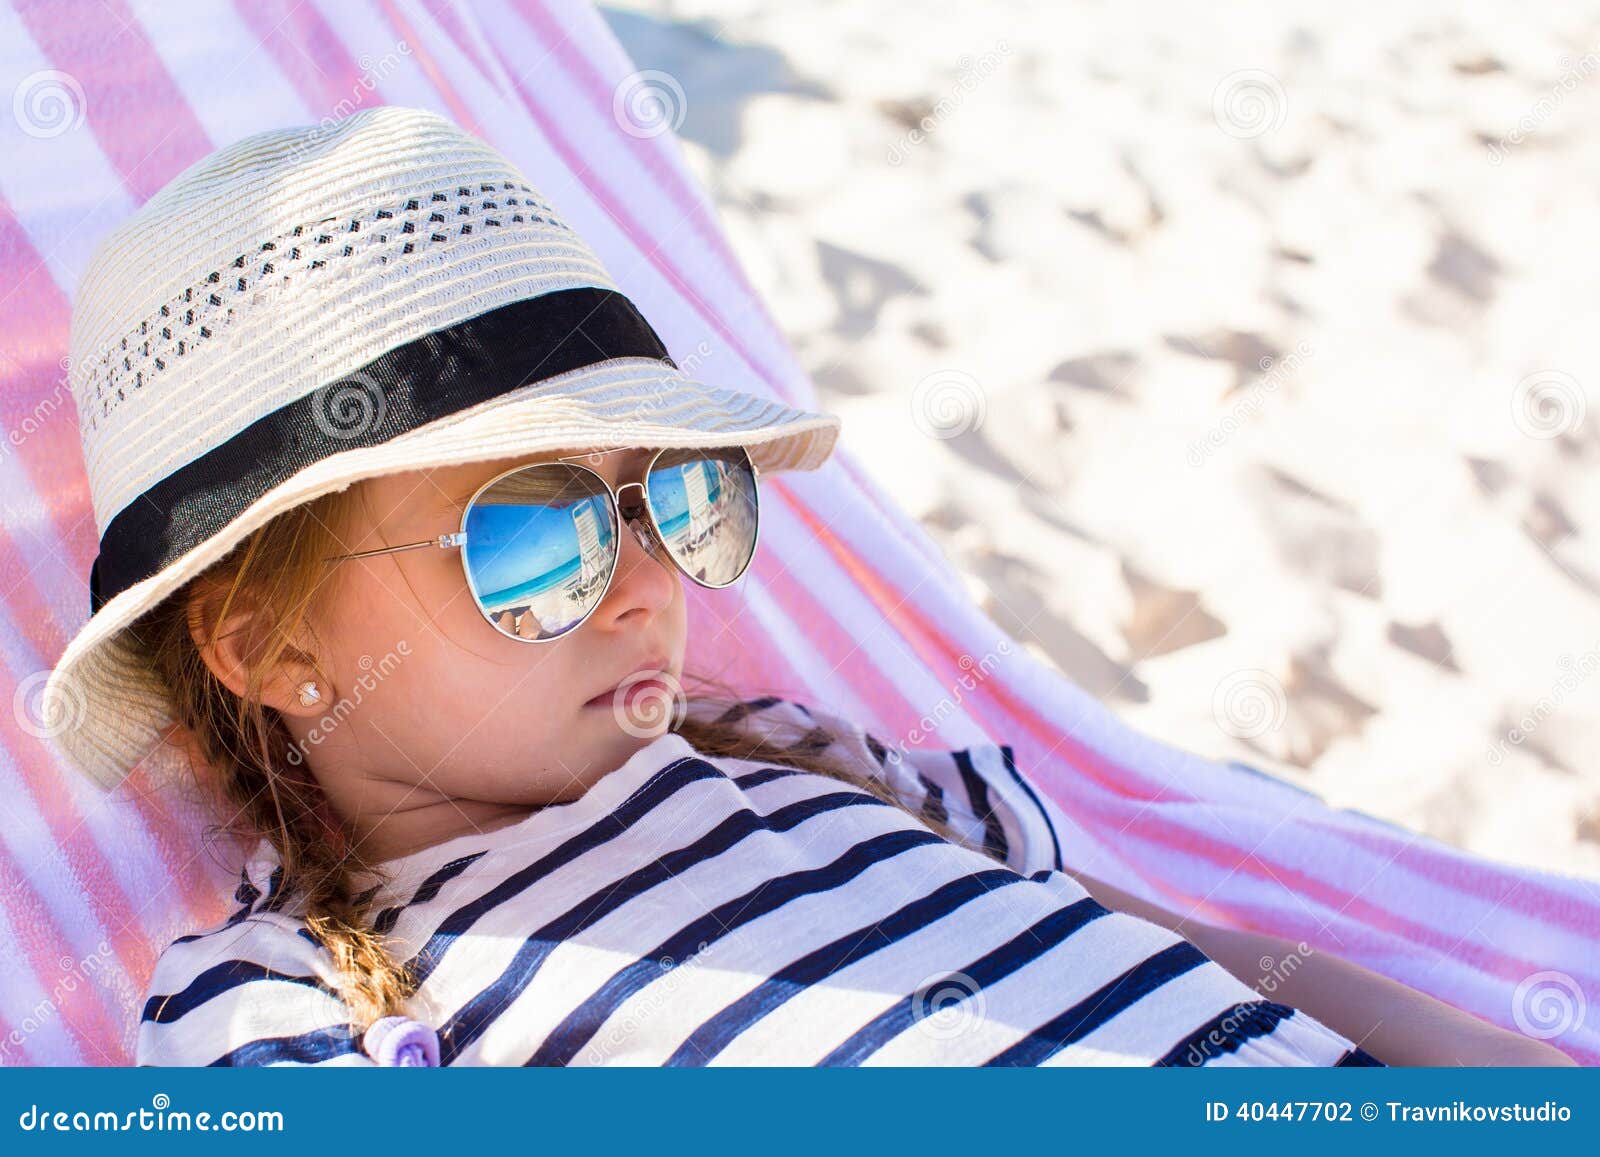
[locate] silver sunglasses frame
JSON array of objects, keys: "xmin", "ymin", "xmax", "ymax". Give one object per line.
[{"xmin": 321, "ymin": 445, "xmax": 763, "ymax": 643}]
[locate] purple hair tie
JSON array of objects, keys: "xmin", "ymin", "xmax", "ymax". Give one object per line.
[{"xmin": 362, "ymin": 1016, "xmax": 441, "ymax": 1067}]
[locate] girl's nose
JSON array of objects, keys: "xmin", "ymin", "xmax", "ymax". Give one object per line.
[
  {"xmin": 627, "ymin": 515, "xmax": 661, "ymax": 561},
  {"xmin": 591, "ymin": 511, "xmax": 676, "ymax": 629}
]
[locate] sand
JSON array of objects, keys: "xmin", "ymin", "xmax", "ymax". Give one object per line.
[{"xmin": 602, "ymin": 0, "xmax": 1600, "ymax": 881}]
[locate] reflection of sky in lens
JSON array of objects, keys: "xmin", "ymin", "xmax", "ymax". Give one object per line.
[
  {"xmin": 465, "ymin": 496, "xmax": 615, "ymax": 602},
  {"xmin": 648, "ymin": 458, "xmax": 722, "ymax": 537}
]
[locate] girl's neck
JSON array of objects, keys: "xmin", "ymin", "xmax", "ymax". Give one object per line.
[{"xmin": 350, "ymin": 800, "xmax": 540, "ymax": 866}]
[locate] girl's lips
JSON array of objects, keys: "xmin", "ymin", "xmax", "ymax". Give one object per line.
[{"xmin": 583, "ymin": 673, "xmax": 672, "ymax": 709}]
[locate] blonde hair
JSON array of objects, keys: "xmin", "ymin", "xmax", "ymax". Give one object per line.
[{"xmin": 132, "ymin": 478, "xmax": 989, "ymax": 1031}]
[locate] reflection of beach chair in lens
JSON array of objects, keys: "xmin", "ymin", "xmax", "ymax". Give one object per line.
[
  {"xmin": 679, "ymin": 461, "xmax": 718, "ymax": 555},
  {"xmin": 6, "ymin": 0, "xmax": 1597, "ymax": 1066},
  {"xmin": 568, "ymin": 503, "xmax": 609, "ymax": 600}
]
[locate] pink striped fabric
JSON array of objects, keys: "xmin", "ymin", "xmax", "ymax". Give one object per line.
[{"xmin": 1, "ymin": 0, "xmax": 1594, "ymax": 1067}]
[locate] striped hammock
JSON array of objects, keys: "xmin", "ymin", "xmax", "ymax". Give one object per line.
[{"xmin": 0, "ymin": 0, "xmax": 1594, "ymax": 1066}]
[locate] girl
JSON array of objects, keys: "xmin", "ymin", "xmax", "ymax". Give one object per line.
[{"xmin": 43, "ymin": 107, "xmax": 1565, "ymax": 1068}]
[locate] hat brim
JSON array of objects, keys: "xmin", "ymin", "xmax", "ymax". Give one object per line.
[{"xmin": 42, "ymin": 356, "xmax": 840, "ymax": 791}]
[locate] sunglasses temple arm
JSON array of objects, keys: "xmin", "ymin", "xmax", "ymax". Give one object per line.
[{"xmin": 324, "ymin": 532, "xmax": 466, "ymax": 563}]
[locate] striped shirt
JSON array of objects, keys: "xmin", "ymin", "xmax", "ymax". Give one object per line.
[{"xmin": 136, "ymin": 697, "xmax": 1383, "ymax": 1067}]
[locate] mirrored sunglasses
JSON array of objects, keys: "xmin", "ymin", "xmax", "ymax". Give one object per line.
[{"xmin": 324, "ymin": 446, "xmax": 760, "ymax": 642}]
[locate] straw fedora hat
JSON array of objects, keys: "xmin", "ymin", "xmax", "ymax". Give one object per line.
[{"xmin": 41, "ymin": 105, "xmax": 840, "ymax": 792}]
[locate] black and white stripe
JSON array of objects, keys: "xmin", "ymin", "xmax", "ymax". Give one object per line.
[{"xmin": 136, "ymin": 697, "xmax": 1380, "ymax": 1067}]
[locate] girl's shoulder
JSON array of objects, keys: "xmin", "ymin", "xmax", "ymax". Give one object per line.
[
  {"xmin": 137, "ymin": 849, "xmax": 367, "ymax": 1066},
  {"xmin": 687, "ymin": 694, "xmax": 1065, "ymax": 875}
]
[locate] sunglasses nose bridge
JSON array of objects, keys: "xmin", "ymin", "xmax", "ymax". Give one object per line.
[
  {"xmin": 611, "ymin": 480, "xmax": 665, "ymax": 563},
  {"xmin": 613, "ymin": 479, "xmax": 648, "ymax": 516}
]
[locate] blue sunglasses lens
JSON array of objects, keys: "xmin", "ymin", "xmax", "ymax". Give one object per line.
[
  {"xmin": 644, "ymin": 447, "xmax": 759, "ymax": 588},
  {"xmin": 461, "ymin": 463, "xmax": 619, "ymax": 641},
  {"xmin": 459, "ymin": 448, "xmax": 760, "ymax": 642}
]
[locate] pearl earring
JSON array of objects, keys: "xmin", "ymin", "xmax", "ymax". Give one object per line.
[{"xmin": 297, "ymin": 681, "xmax": 322, "ymax": 707}]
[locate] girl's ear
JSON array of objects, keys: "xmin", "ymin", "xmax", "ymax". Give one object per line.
[{"xmin": 184, "ymin": 577, "xmax": 327, "ymax": 716}]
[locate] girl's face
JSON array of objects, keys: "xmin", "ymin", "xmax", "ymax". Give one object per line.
[{"xmin": 282, "ymin": 447, "xmax": 688, "ymax": 859}]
